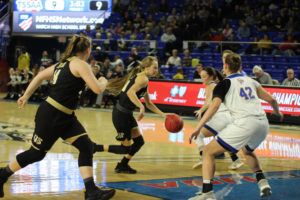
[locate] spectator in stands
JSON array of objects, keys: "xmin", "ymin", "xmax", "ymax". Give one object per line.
[
  {"xmin": 40, "ymin": 50, "xmax": 52, "ymax": 68},
  {"xmin": 285, "ymin": 16, "xmax": 295, "ymax": 31},
  {"xmin": 17, "ymin": 48, "xmax": 30, "ymax": 71},
  {"xmin": 167, "ymin": 8, "xmax": 179, "ymax": 23},
  {"xmin": 111, "ymin": 55, "xmax": 124, "ymax": 69},
  {"xmin": 222, "ymin": 23, "xmax": 233, "ymax": 39},
  {"xmin": 113, "ymin": 0, "xmax": 124, "ymax": 13},
  {"xmin": 94, "ymin": 46, "xmax": 109, "ymax": 63},
  {"xmin": 111, "ymin": 64, "xmax": 124, "ymax": 79},
  {"xmin": 257, "ymin": 34, "xmax": 273, "ymax": 55},
  {"xmin": 147, "ymin": 0, "xmax": 158, "ymax": 13},
  {"xmin": 118, "ymin": 32, "xmax": 127, "ymax": 51},
  {"xmin": 100, "ymin": 58, "xmax": 113, "ymax": 79},
  {"xmin": 106, "ymin": 24, "xmax": 115, "ymax": 35},
  {"xmin": 123, "ymin": 11, "xmax": 132, "ymax": 23},
  {"xmin": 193, "ymin": 64, "xmax": 203, "ymax": 80},
  {"xmin": 146, "ymin": 14, "xmax": 155, "ymax": 27},
  {"xmin": 273, "ymin": 16, "xmax": 284, "ymax": 31},
  {"xmin": 133, "ymin": 12, "xmax": 143, "ymax": 28},
  {"xmin": 282, "ymin": 68, "xmax": 300, "ymax": 87},
  {"xmin": 237, "ymin": 21, "xmax": 251, "ymax": 39},
  {"xmin": 129, "ymin": 28, "xmax": 141, "ymax": 40},
  {"xmin": 77, "ymin": 25, "xmax": 96, "ymax": 39},
  {"xmin": 222, "ymin": 34, "xmax": 241, "ymax": 53},
  {"xmin": 92, "ymin": 32, "xmax": 101, "ymax": 50},
  {"xmin": 245, "ymin": 36, "xmax": 260, "ymax": 54},
  {"xmin": 123, "ymin": 20, "xmax": 134, "ymax": 36},
  {"xmin": 172, "ymin": 68, "xmax": 184, "ymax": 80},
  {"xmin": 115, "ymin": 22, "xmax": 123, "ymax": 36},
  {"xmin": 159, "ymin": 0, "xmax": 170, "ymax": 13},
  {"xmin": 94, "ymin": 23, "xmax": 104, "ymax": 34},
  {"xmin": 245, "ymin": 9, "xmax": 255, "ymax": 26},
  {"xmin": 253, "ymin": 65, "xmax": 273, "ymax": 85},
  {"xmin": 127, "ymin": 0, "xmax": 139, "ymax": 13},
  {"xmin": 166, "ymin": 49, "xmax": 181, "ymax": 67},
  {"xmin": 150, "ymin": 21, "xmax": 161, "ymax": 38},
  {"xmin": 182, "ymin": 50, "xmax": 192, "ymax": 67},
  {"xmin": 4, "ymin": 68, "xmax": 17, "ymax": 99},
  {"xmin": 229, "ymin": 4, "xmax": 244, "ymax": 19},
  {"xmin": 158, "ymin": 16, "xmax": 168, "ymax": 32},
  {"xmin": 211, "ymin": 28, "xmax": 226, "ymax": 41},
  {"xmin": 161, "ymin": 27, "xmax": 177, "ymax": 55},
  {"xmin": 257, "ymin": 15, "xmax": 271, "ymax": 32},
  {"xmin": 124, "ymin": 47, "xmax": 141, "ymax": 70},
  {"xmin": 273, "ymin": 35, "xmax": 297, "ymax": 56}
]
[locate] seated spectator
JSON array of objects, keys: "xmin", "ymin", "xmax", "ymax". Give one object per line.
[
  {"xmin": 103, "ymin": 32, "xmax": 118, "ymax": 51},
  {"xmin": 222, "ymin": 23, "xmax": 233, "ymax": 39},
  {"xmin": 113, "ymin": 0, "xmax": 124, "ymax": 13},
  {"xmin": 237, "ymin": 21, "xmax": 251, "ymax": 39},
  {"xmin": 94, "ymin": 46, "xmax": 109, "ymax": 63},
  {"xmin": 253, "ymin": 65, "xmax": 273, "ymax": 85},
  {"xmin": 40, "ymin": 50, "xmax": 52, "ymax": 68},
  {"xmin": 211, "ymin": 29, "xmax": 226, "ymax": 41},
  {"xmin": 114, "ymin": 22, "xmax": 123, "ymax": 35},
  {"xmin": 129, "ymin": 28, "xmax": 141, "ymax": 40},
  {"xmin": 147, "ymin": 0, "xmax": 158, "ymax": 13},
  {"xmin": 167, "ymin": 8, "xmax": 179, "ymax": 23},
  {"xmin": 245, "ymin": 36, "xmax": 260, "ymax": 54},
  {"xmin": 193, "ymin": 64, "xmax": 203, "ymax": 80},
  {"xmin": 105, "ymin": 24, "xmax": 115, "ymax": 35},
  {"xmin": 158, "ymin": 16, "xmax": 168, "ymax": 31},
  {"xmin": 133, "ymin": 12, "xmax": 143, "ymax": 28},
  {"xmin": 123, "ymin": 11, "xmax": 132, "ymax": 23},
  {"xmin": 94, "ymin": 23, "xmax": 104, "ymax": 34},
  {"xmin": 77, "ymin": 25, "xmax": 96, "ymax": 39},
  {"xmin": 127, "ymin": 0, "xmax": 139, "ymax": 13},
  {"xmin": 273, "ymin": 16, "xmax": 284, "ymax": 31},
  {"xmin": 159, "ymin": 0, "xmax": 170, "ymax": 13},
  {"xmin": 21, "ymin": 68, "xmax": 33, "ymax": 93},
  {"xmin": 222, "ymin": 34, "xmax": 241, "ymax": 53},
  {"xmin": 111, "ymin": 64, "xmax": 124, "ymax": 78},
  {"xmin": 161, "ymin": 27, "xmax": 176, "ymax": 43},
  {"xmin": 172, "ymin": 68, "xmax": 184, "ymax": 80},
  {"xmin": 124, "ymin": 47, "xmax": 141, "ymax": 71},
  {"xmin": 117, "ymin": 32, "xmax": 127, "ymax": 51},
  {"xmin": 257, "ymin": 33, "xmax": 273, "ymax": 54},
  {"xmin": 92, "ymin": 32, "xmax": 101, "ymax": 49},
  {"xmin": 273, "ymin": 35, "xmax": 297, "ymax": 56},
  {"xmin": 100, "ymin": 58, "xmax": 113, "ymax": 79},
  {"xmin": 182, "ymin": 50, "xmax": 192, "ymax": 67},
  {"xmin": 166, "ymin": 49, "xmax": 181, "ymax": 67},
  {"xmin": 123, "ymin": 20, "xmax": 134, "ymax": 36},
  {"xmin": 257, "ymin": 15, "xmax": 271, "ymax": 32},
  {"xmin": 111, "ymin": 55, "xmax": 124, "ymax": 68},
  {"xmin": 4, "ymin": 68, "xmax": 17, "ymax": 99},
  {"xmin": 146, "ymin": 14, "xmax": 154, "ymax": 27},
  {"xmin": 282, "ymin": 68, "xmax": 300, "ymax": 87}
]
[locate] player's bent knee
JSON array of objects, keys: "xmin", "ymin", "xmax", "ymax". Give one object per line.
[
  {"xmin": 129, "ymin": 136, "xmax": 144, "ymax": 156},
  {"xmin": 72, "ymin": 135, "xmax": 94, "ymax": 167},
  {"xmin": 16, "ymin": 147, "xmax": 47, "ymax": 168}
]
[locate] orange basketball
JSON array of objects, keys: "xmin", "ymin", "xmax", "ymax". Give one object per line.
[{"xmin": 164, "ymin": 114, "xmax": 184, "ymax": 133}]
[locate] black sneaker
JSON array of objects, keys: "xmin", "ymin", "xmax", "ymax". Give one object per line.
[
  {"xmin": 85, "ymin": 187, "xmax": 115, "ymax": 200},
  {"xmin": 0, "ymin": 168, "xmax": 8, "ymax": 198},
  {"xmin": 115, "ymin": 162, "xmax": 137, "ymax": 174},
  {"xmin": 215, "ymin": 153, "xmax": 225, "ymax": 159}
]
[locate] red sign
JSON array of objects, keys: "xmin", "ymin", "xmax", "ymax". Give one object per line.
[{"xmin": 141, "ymin": 81, "xmax": 300, "ymax": 116}]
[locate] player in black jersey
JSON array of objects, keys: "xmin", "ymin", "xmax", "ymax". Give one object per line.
[
  {"xmin": 93, "ymin": 56, "xmax": 170, "ymax": 174},
  {"xmin": 0, "ymin": 35, "xmax": 115, "ymax": 200}
]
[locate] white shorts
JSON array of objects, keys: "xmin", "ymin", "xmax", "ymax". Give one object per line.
[
  {"xmin": 193, "ymin": 111, "xmax": 232, "ymax": 147},
  {"xmin": 216, "ymin": 116, "xmax": 269, "ymax": 153},
  {"xmin": 204, "ymin": 110, "xmax": 233, "ymax": 135}
]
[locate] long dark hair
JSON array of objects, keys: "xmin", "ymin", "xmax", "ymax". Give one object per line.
[{"xmin": 60, "ymin": 34, "xmax": 91, "ymax": 63}]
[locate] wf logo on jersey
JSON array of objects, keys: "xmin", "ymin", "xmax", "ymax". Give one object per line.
[
  {"xmin": 170, "ymin": 86, "xmax": 187, "ymax": 98},
  {"xmin": 19, "ymin": 14, "xmax": 33, "ymax": 31}
]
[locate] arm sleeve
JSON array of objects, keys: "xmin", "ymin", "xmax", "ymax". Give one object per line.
[{"xmin": 212, "ymin": 79, "xmax": 231, "ymax": 102}]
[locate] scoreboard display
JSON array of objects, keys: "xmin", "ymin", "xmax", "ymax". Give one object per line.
[{"xmin": 13, "ymin": 0, "xmax": 112, "ymax": 34}]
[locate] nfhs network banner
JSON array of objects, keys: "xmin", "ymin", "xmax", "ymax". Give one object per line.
[
  {"xmin": 13, "ymin": 0, "xmax": 112, "ymax": 34},
  {"xmin": 142, "ymin": 81, "xmax": 300, "ymax": 116}
]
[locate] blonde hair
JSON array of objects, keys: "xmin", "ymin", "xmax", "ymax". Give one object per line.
[
  {"xmin": 106, "ymin": 56, "xmax": 158, "ymax": 95},
  {"xmin": 60, "ymin": 34, "xmax": 91, "ymax": 63}
]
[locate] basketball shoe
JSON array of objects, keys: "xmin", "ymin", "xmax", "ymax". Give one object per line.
[{"xmin": 258, "ymin": 179, "xmax": 272, "ymax": 197}]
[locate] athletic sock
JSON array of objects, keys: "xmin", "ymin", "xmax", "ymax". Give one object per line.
[
  {"xmin": 255, "ymin": 170, "xmax": 265, "ymax": 182},
  {"xmin": 202, "ymin": 180, "xmax": 213, "ymax": 193}
]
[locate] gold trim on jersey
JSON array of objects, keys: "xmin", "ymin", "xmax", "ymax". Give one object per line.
[
  {"xmin": 31, "ymin": 144, "xmax": 48, "ymax": 152},
  {"xmin": 46, "ymin": 97, "xmax": 74, "ymax": 115},
  {"xmin": 64, "ymin": 133, "xmax": 87, "ymax": 141}
]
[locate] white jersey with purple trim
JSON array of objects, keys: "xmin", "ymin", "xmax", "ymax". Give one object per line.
[
  {"xmin": 224, "ymin": 74, "xmax": 266, "ymax": 120},
  {"xmin": 209, "ymin": 81, "xmax": 227, "ymax": 112}
]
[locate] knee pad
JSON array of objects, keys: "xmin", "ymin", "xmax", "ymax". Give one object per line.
[
  {"xmin": 16, "ymin": 147, "xmax": 47, "ymax": 168},
  {"xmin": 129, "ymin": 136, "xmax": 144, "ymax": 156},
  {"xmin": 72, "ymin": 135, "xmax": 94, "ymax": 167}
]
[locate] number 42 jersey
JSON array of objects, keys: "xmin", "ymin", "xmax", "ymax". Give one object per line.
[{"xmin": 213, "ymin": 73, "xmax": 266, "ymax": 120}]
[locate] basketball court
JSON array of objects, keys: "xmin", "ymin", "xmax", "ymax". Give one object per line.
[{"xmin": 0, "ymin": 100, "xmax": 299, "ymax": 200}]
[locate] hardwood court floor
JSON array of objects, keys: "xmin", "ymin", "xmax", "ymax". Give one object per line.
[{"xmin": 0, "ymin": 100, "xmax": 299, "ymax": 200}]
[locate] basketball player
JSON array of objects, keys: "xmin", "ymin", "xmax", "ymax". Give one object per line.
[
  {"xmin": 188, "ymin": 53, "xmax": 283, "ymax": 200},
  {"xmin": 192, "ymin": 67, "xmax": 243, "ymax": 170},
  {"xmin": 0, "ymin": 35, "xmax": 115, "ymax": 200},
  {"xmin": 93, "ymin": 56, "xmax": 169, "ymax": 174}
]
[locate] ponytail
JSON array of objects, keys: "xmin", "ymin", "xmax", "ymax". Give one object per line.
[
  {"xmin": 60, "ymin": 34, "xmax": 91, "ymax": 63},
  {"xmin": 106, "ymin": 56, "xmax": 157, "ymax": 96}
]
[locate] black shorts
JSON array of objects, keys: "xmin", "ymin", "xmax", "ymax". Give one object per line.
[
  {"xmin": 112, "ymin": 105, "xmax": 138, "ymax": 141},
  {"xmin": 32, "ymin": 101, "xmax": 86, "ymax": 151}
]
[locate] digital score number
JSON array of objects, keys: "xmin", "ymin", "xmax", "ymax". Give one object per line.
[{"xmin": 89, "ymin": 1, "xmax": 108, "ymax": 11}]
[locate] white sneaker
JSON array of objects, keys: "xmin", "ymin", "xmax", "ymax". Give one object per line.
[
  {"xmin": 258, "ymin": 179, "xmax": 272, "ymax": 197},
  {"xmin": 228, "ymin": 159, "xmax": 244, "ymax": 170},
  {"xmin": 188, "ymin": 191, "xmax": 216, "ymax": 200},
  {"xmin": 192, "ymin": 159, "xmax": 203, "ymax": 169}
]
